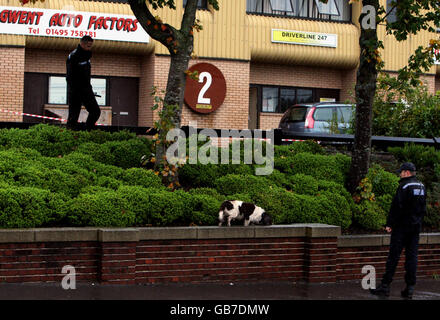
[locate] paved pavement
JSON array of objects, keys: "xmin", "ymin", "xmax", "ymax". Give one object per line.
[
  {"xmin": 0, "ymin": 278, "xmax": 439, "ymax": 300},
  {"xmin": 1, "ymin": 280, "xmax": 438, "ymax": 319}
]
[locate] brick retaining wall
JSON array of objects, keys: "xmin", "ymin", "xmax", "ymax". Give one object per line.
[{"xmin": 0, "ymin": 225, "xmax": 439, "ymax": 285}]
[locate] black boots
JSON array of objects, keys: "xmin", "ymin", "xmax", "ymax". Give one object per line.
[
  {"xmin": 401, "ymin": 285, "xmax": 414, "ymax": 299},
  {"xmin": 370, "ymin": 283, "xmax": 390, "ymax": 297},
  {"xmin": 370, "ymin": 283, "xmax": 415, "ymax": 299}
]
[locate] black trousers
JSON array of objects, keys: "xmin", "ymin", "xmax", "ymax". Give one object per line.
[
  {"xmin": 382, "ymin": 226, "xmax": 420, "ymax": 286},
  {"xmin": 67, "ymin": 85, "xmax": 101, "ymax": 130}
]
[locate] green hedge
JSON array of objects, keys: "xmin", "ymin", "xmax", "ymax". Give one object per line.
[
  {"xmin": 249, "ymin": 185, "xmax": 352, "ymax": 229},
  {"xmin": 0, "ymin": 187, "xmax": 69, "ymax": 228},
  {"xmin": 67, "ymin": 191, "xmax": 136, "ymax": 227},
  {"xmin": 214, "ymin": 174, "xmax": 278, "ymax": 196},
  {"xmin": 289, "ymin": 152, "xmax": 350, "ymax": 185},
  {"xmin": 366, "ymin": 164, "xmax": 399, "ymax": 197},
  {"xmin": 0, "ymin": 126, "xmax": 420, "ymax": 231},
  {"xmin": 353, "ymin": 200, "xmax": 387, "ymax": 231}
]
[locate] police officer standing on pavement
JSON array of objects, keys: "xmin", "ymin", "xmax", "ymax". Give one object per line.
[
  {"xmin": 66, "ymin": 35, "xmax": 101, "ymax": 130},
  {"xmin": 370, "ymin": 162, "xmax": 426, "ymax": 299}
]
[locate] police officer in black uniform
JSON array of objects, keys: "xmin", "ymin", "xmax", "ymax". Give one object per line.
[
  {"xmin": 66, "ymin": 35, "xmax": 101, "ymax": 130},
  {"xmin": 370, "ymin": 162, "xmax": 426, "ymax": 299}
]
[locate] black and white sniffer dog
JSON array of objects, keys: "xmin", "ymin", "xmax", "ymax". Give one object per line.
[{"xmin": 218, "ymin": 200, "xmax": 272, "ymax": 227}]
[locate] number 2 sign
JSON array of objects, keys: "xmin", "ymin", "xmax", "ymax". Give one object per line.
[{"xmin": 184, "ymin": 63, "xmax": 227, "ymax": 114}]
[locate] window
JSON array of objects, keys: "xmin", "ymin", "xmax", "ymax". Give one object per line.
[
  {"xmin": 314, "ymin": 0, "xmax": 339, "ymax": 16},
  {"xmin": 183, "ymin": 0, "xmax": 208, "ymax": 9},
  {"xmin": 280, "ymin": 88, "xmax": 295, "ymax": 112},
  {"xmin": 247, "ymin": 0, "xmax": 351, "ymax": 22},
  {"xmin": 338, "ymin": 106, "xmax": 352, "ymax": 123},
  {"xmin": 259, "ymin": 86, "xmax": 315, "ymax": 113},
  {"xmin": 262, "ymin": 87, "xmax": 279, "ymax": 112},
  {"xmin": 386, "ymin": 0, "xmax": 398, "ymax": 23},
  {"xmin": 285, "ymin": 107, "xmax": 308, "ymax": 121},
  {"xmin": 296, "ymin": 89, "xmax": 313, "ymax": 104},
  {"xmin": 48, "ymin": 76, "xmax": 67, "ymax": 104},
  {"xmin": 313, "ymin": 107, "xmax": 333, "ymax": 121},
  {"xmin": 90, "ymin": 78, "xmax": 107, "ymax": 106},
  {"xmin": 48, "ymin": 76, "xmax": 107, "ymax": 106},
  {"xmin": 270, "ymin": 0, "xmax": 294, "ymax": 13}
]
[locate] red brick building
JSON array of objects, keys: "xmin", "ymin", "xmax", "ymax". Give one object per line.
[{"xmin": 0, "ymin": 0, "xmax": 438, "ymax": 129}]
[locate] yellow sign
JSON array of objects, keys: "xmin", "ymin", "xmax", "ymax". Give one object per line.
[
  {"xmin": 272, "ymin": 29, "xmax": 337, "ymax": 48},
  {"xmin": 196, "ymin": 104, "xmax": 212, "ymax": 110}
]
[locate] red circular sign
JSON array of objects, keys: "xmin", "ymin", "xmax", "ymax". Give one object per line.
[{"xmin": 184, "ymin": 63, "xmax": 227, "ymax": 114}]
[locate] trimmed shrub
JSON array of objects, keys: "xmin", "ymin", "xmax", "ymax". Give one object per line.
[
  {"xmin": 74, "ymin": 128, "xmax": 137, "ymax": 145},
  {"xmin": 280, "ymin": 192, "xmax": 352, "ymax": 229},
  {"xmin": 227, "ymin": 193, "xmax": 254, "ymax": 203},
  {"xmin": 11, "ymin": 165, "xmax": 88, "ymax": 198},
  {"xmin": 250, "ymin": 186, "xmax": 289, "ymax": 224},
  {"xmin": 353, "ymin": 200, "xmax": 387, "ymax": 230},
  {"xmin": 318, "ymin": 191, "xmax": 352, "ymax": 229},
  {"xmin": 64, "ymin": 152, "xmax": 125, "ymax": 179},
  {"xmin": 178, "ymin": 163, "xmax": 219, "ymax": 188},
  {"xmin": 143, "ymin": 190, "xmax": 192, "ymax": 226},
  {"xmin": 425, "ymin": 183, "xmax": 440, "ymax": 229},
  {"xmin": 366, "ymin": 164, "xmax": 399, "ymax": 197},
  {"xmin": 0, "ymin": 125, "xmax": 77, "ymax": 157},
  {"xmin": 264, "ymin": 169, "xmax": 292, "ymax": 189},
  {"xmin": 96, "ymin": 176, "xmax": 123, "ymax": 190},
  {"xmin": 103, "ymin": 139, "xmax": 152, "ymax": 169},
  {"xmin": 188, "ymin": 188, "xmax": 224, "ymax": 201},
  {"xmin": 290, "ymin": 152, "xmax": 350, "ymax": 185},
  {"xmin": 214, "ymin": 174, "xmax": 277, "ymax": 196},
  {"xmin": 80, "ymin": 186, "xmax": 114, "ymax": 194},
  {"xmin": 179, "ymin": 163, "xmax": 254, "ymax": 189},
  {"xmin": 67, "ymin": 191, "xmax": 135, "ymax": 227},
  {"xmin": 117, "ymin": 185, "xmax": 159, "ymax": 226},
  {"xmin": 77, "ymin": 142, "xmax": 115, "ymax": 165},
  {"xmin": 121, "ymin": 168, "xmax": 164, "ymax": 189},
  {"xmin": 289, "ymin": 174, "xmax": 318, "ymax": 196},
  {"xmin": 388, "ymin": 144, "xmax": 440, "ymax": 170},
  {"xmin": 274, "ymin": 140, "xmax": 325, "ymax": 158},
  {"xmin": 217, "ymin": 164, "xmax": 255, "ymax": 177},
  {"xmin": 76, "ymin": 139, "xmax": 152, "ymax": 169},
  {"xmin": 0, "ymin": 187, "xmax": 68, "ymax": 228},
  {"xmin": 187, "ymin": 194, "xmax": 221, "ymax": 225},
  {"xmin": 273, "ymin": 156, "xmax": 296, "ymax": 175},
  {"xmin": 377, "ymin": 194, "xmax": 393, "ymax": 214}
]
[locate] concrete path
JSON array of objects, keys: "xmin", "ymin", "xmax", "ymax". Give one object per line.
[{"xmin": 0, "ymin": 279, "xmax": 439, "ymax": 300}]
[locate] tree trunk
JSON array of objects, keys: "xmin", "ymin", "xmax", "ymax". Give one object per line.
[
  {"xmin": 347, "ymin": 0, "xmax": 379, "ymax": 193},
  {"xmin": 128, "ymin": 0, "xmax": 199, "ymax": 187}
]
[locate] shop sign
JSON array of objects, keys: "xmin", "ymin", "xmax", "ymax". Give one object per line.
[
  {"xmin": 184, "ymin": 63, "xmax": 227, "ymax": 114},
  {"xmin": 320, "ymin": 98, "xmax": 336, "ymax": 102},
  {"xmin": 0, "ymin": 6, "xmax": 149, "ymax": 43},
  {"xmin": 271, "ymin": 29, "xmax": 337, "ymax": 48}
]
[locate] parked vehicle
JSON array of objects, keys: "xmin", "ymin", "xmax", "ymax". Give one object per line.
[{"xmin": 278, "ymin": 102, "xmax": 354, "ymax": 134}]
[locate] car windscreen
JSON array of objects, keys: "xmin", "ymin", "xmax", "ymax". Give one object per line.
[{"xmin": 283, "ymin": 107, "xmax": 309, "ymax": 122}]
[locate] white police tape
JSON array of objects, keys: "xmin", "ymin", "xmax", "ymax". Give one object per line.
[
  {"xmin": 282, "ymin": 139, "xmax": 305, "ymax": 142},
  {"xmin": 0, "ymin": 108, "xmax": 107, "ymax": 126}
]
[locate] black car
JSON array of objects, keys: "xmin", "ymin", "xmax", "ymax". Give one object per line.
[{"xmin": 278, "ymin": 102, "xmax": 353, "ymax": 134}]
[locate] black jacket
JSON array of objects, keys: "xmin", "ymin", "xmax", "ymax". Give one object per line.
[
  {"xmin": 387, "ymin": 175, "xmax": 427, "ymax": 229},
  {"xmin": 66, "ymin": 44, "xmax": 92, "ymax": 89}
]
